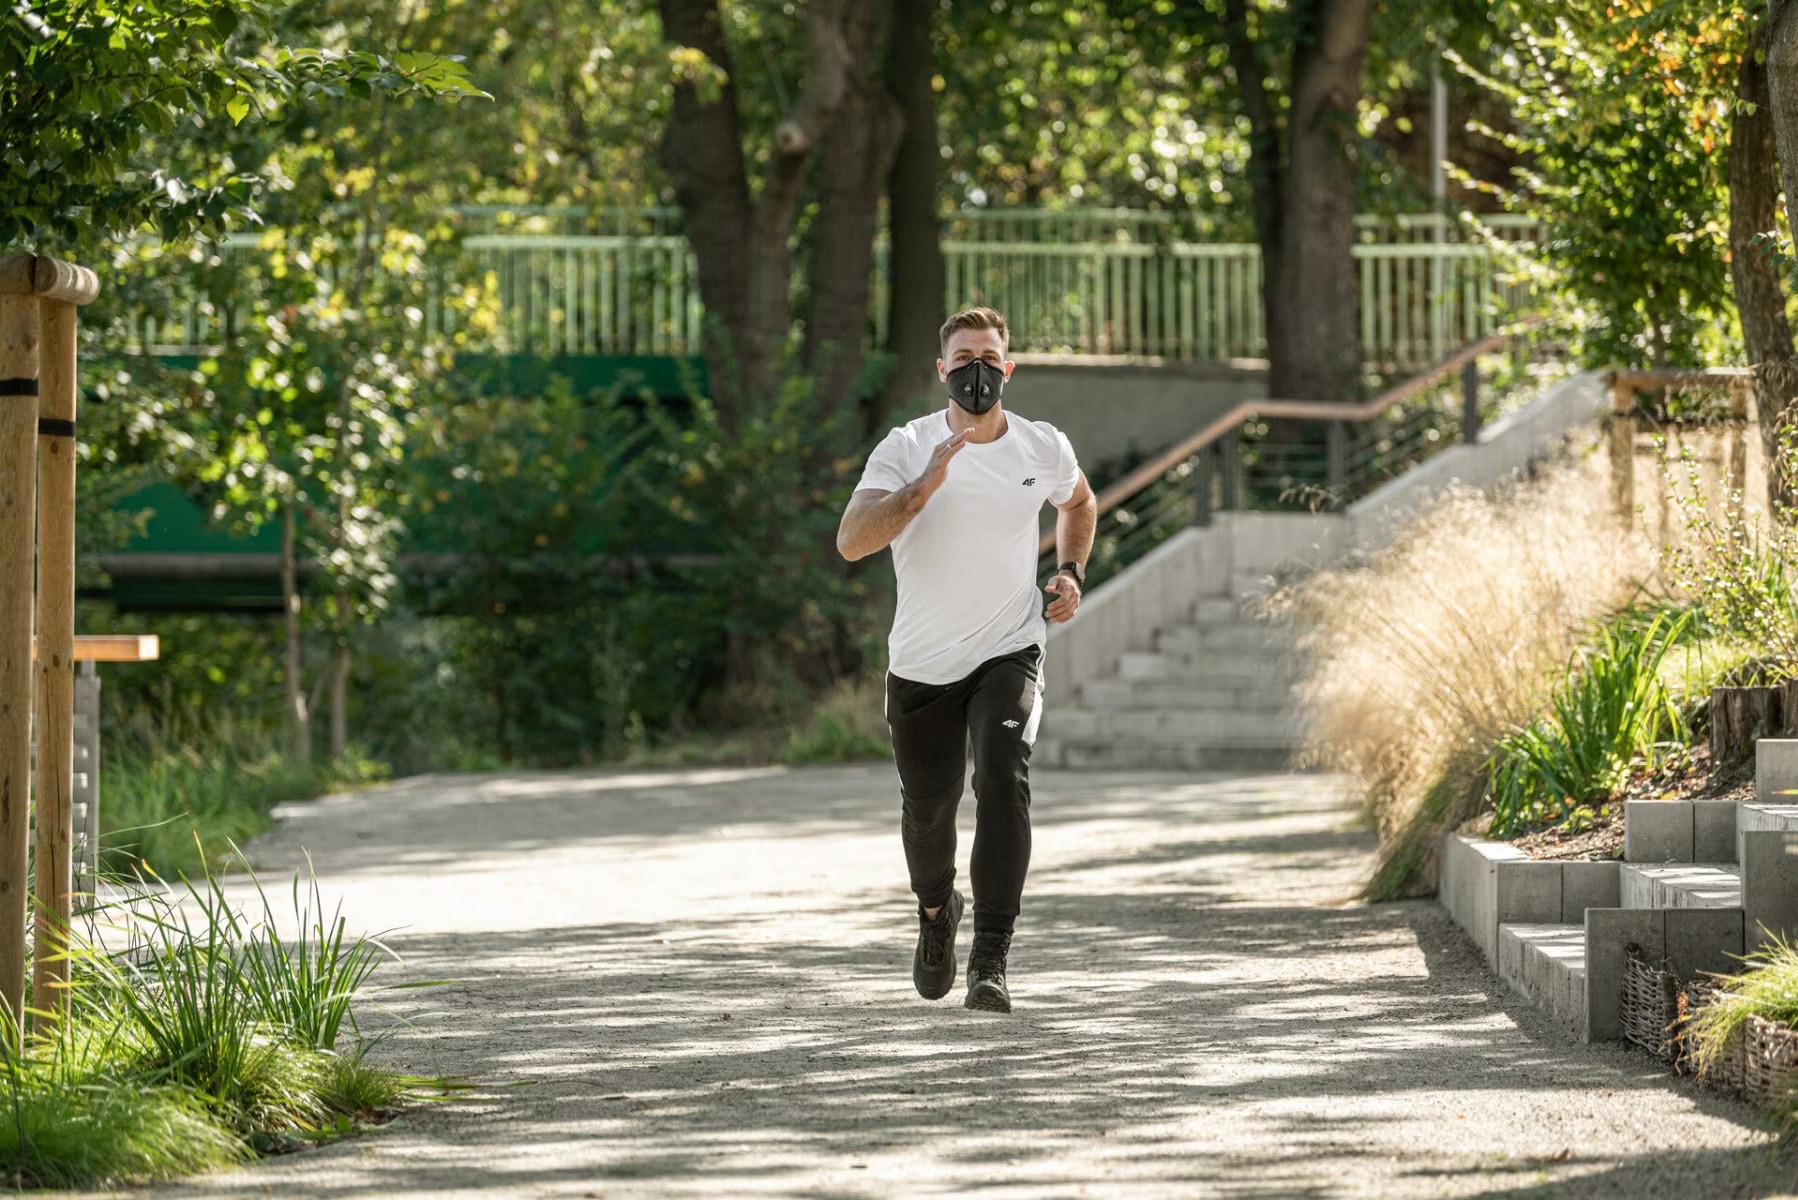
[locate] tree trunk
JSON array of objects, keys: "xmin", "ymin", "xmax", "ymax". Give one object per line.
[
  {"xmin": 657, "ymin": 0, "xmax": 756, "ymax": 428},
  {"xmin": 805, "ymin": 0, "xmax": 903, "ymax": 432},
  {"xmin": 1734, "ymin": 22, "xmax": 1798, "ymax": 514},
  {"xmin": 281, "ymin": 503, "xmax": 311, "ymax": 766},
  {"xmin": 1273, "ymin": 0, "xmax": 1374, "ymax": 402},
  {"xmin": 1220, "ymin": 0, "xmax": 1288, "ymax": 384},
  {"xmin": 1710, "ymin": 682, "xmax": 1798, "ymax": 764},
  {"xmin": 658, "ymin": 0, "xmax": 853, "ymax": 427},
  {"xmin": 874, "ymin": 0, "xmax": 945, "ymax": 429}
]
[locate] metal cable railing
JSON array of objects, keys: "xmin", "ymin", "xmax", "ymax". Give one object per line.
[{"xmin": 1036, "ymin": 322, "xmax": 1560, "ymax": 592}]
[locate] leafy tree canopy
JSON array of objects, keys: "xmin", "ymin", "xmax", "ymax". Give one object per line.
[{"xmin": 1, "ymin": 0, "xmax": 487, "ymax": 252}]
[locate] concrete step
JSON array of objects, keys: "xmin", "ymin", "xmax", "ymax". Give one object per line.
[
  {"xmin": 1191, "ymin": 596, "xmax": 1257, "ymax": 625},
  {"xmin": 1497, "ymin": 922, "xmax": 1587, "ymax": 1040},
  {"xmin": 1737, "ymin": 802, "xmax": 1798, "ymax": 866},
  {"xmin": 1759, "ymin": 739, "xmax": 1798, "ymax": 804},
  {"xmin": 1619, "ymin": 863, "xmax": 1741, "ymax": 910},
  {"xmin": 1153, "ymin": 623, "xmax": 1293, "ymax": 657},
  {"xmin": 1035, "ymin": 736, "xmax": 1294, "ymax": 772},
  {"xmin": 1115, "ymin": 650, "xmax": 1302, "ymax": 683},
  {"xmin": 1077, "ymin": 677, "xmax": 1300, "ymax": 713},
  {"xmin": 1043, "ymin": 707, "xmax": 1303, "ymax": 743},
  {"xmin": 1623, "ymin": 798, "xmax": 1736, "ymax": 864}
]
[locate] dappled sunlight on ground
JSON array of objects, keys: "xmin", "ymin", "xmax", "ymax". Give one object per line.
[{"xmin": 88, "ymin": 767, "xmax": 1797, "ymax": 1199}]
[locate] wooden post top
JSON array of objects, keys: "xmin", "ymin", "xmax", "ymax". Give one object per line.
[
  {"xmin": 0, "ymin": 255, "xmax": 100, "ymax": 306},
  {"xmin": 32, "ymin": 635, "xmax": 161, "ymax": 663}
]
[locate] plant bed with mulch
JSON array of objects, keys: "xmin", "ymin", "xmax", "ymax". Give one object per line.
[{"xmin": 1484, "ymin": 745, "xmax": 1756, "ymax": 863}]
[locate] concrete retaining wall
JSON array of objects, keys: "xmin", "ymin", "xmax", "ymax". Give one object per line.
[{"xmin": 1439, "ymin": 831, "xmax": 1621, "ymax": 969}]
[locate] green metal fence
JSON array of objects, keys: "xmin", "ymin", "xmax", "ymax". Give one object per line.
[{"xmin": 143, "ymin": 210, "xmax": 1543, "ymax": 370}]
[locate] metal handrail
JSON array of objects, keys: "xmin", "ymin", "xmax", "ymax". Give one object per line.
[{"xmin": 1037, "ymin": 322, "xmax": 1541, "ymax": 556}]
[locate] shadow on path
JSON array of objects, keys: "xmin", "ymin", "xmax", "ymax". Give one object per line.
[{"xmin": 109, "ymin": 767, "xmax": 1796, "ymax": 1200}]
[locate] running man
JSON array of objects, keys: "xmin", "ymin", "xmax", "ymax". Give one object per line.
[{"xmin": 836, "ymin": 306, "xmax": 1096, "ymax": 1013}]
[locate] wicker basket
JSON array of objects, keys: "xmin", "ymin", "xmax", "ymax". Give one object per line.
[
  {"xmin": 1679, "ymin": 981, "xmax": 1747, "ymax": 1095},
  {"xmin": 1620, "ymin": 943, "xmax": 1682, "ymax": 1060},
  {"xmin": 1742, "ymin": 1015, "xmax": 1798, "ymax": 1109}
]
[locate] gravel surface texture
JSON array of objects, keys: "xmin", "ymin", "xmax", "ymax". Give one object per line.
[{"xmin": 84, "ymin": 765, "xmax": 1797, "ymax": 1199}]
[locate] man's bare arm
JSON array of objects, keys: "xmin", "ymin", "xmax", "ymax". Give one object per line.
[
  {"xmin": 837, "ymin": 487, "xmax": 928, "ymax": 562},
  {"xmin": 1055, "ymin": 471, "xmax": 1097, "ymax": 566},
  {"xmin": 1043, "ymin": 472, "xmax": 1097, "ymax": 623},
  {"xmin": 837, "ymin": 429, "xmax": 970, "ymax": 561}
]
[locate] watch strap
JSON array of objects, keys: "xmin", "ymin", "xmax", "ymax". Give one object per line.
[{"xmin": 1057, "ymin": 561, "xmax": 1085, "ymax": 586}]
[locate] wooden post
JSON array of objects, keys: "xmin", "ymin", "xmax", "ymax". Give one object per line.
[
  {"xmin": 1609, "ymin": 375, "xmax": 1636, "ymax": 520},
  {"xmin": 31, "ymin": 299, "xmax": 77, "ymax": 1032},
  {"xmin": 0, "ymin": 290, "xmax": 40, "ymax": 1042},
  {"xmin": 0, "ymin": 254, "xmax": 96, "ymax": 1042}
]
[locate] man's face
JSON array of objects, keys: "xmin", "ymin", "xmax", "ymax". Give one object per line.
[{"xmin": 937, "ymin": 327, "xmax": 1016, "ymax": 385}]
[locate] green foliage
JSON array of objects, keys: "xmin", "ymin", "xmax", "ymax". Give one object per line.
[
  {"xmin": 1, "ymin": 0, "xmax": 485, "ymax": 252},
  {"xmin": 1485, "ymin": 613, "xmax": 1690, "ymax": 835},
  {"xmin": 1450, "ymin": 4, "xmax": 1743, "ymax": 367}
]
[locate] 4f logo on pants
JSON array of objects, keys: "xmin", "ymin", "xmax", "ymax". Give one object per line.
[{"xmin": 1002, "ymin": 719, "xmax": 1020, "ymax": 728}]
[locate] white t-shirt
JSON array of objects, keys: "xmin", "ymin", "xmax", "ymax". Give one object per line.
[{"xmin": 856, "ymin": 408, "xmax": 1081, "ymax": 685}]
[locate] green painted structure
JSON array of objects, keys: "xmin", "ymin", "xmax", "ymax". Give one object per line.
[{"xmin": 98, "ymin": 354, "xmax": 705, "ymax": 611}]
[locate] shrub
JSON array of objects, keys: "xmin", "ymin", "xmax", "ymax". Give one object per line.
[{"xmin": 1484, "ymin": 613, "xmax": 1689, "ymax": 835}]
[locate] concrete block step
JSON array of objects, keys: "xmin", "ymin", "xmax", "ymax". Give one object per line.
[
  {"xmin": 1153, "ymin": 623, "xmax": 1294, "ymax": 657},
  {"xmin": 1623, "ymin": 798, "xmax": 1736, "ymax": 864},
  {"xmin": 1077, "ymin": 677, "xmax": 1299, "ymax": 713},
  {"xmin": 1115, "ymin": 650, "xmax": 1303, "ymax": 684},
  {"xmin": 1043, "ymin": 707, "xmax": 1303, "ymax": 743},
  {"xmin": 1497, "ymin": 922, "xmax": 1587, "ymax": 1040},
  {"xmin": 1035, "ymin": 737, "xmax": 1294, "ymax": 772},
  {"xmin": 1620, "ymin": 863, "xmax": 1741, "ymax": 910},
  {"xmin": 1759, "ymin": 739, "xmax": 1798, "ymax": 805},
  {"xmin": 1737, "ymin": 802, "xmax": 1798, "ymax": 866},
  {"xmin": 1191, "ymin": 596, "xmax": 1257, "ymax": 625}
]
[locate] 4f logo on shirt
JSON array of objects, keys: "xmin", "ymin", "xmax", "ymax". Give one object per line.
[
  {"xmin": 1021, "ymin": 477, "xmax": 1036, "ymax": 486},
  {"xmin": 1003, "ymin": 719, "xmax": 1020, "ymax": 729}
]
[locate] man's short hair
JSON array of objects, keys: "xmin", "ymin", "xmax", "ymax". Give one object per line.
[{"xmin": 939, "ymin": 307, "xmax": 1009, "ymax": 357}]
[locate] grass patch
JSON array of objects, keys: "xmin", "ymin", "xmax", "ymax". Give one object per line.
[
  {"xmin": 103, "ymin": 738, "xmax": 385, "ymax": 880},
  {"xmin": 780, "ymin": 675, "xmax": 891, "ymax": 765},
  {"xmin": 1685, "ymin": 937, "xmax": 1798, "ymax": 1105},
  {"xmin": 0, "ymin": 852, "xmax": 456, "ymax": 1188}
]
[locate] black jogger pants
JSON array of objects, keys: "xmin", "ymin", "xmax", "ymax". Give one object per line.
[{"xmin": 885, "ymin": 645, "xmax": 1044, "ymax": 934}]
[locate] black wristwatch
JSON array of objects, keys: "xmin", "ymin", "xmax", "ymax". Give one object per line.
[{"xmin": 1057, "ymin": 561, "xmax": 1085, "ymax": 587}]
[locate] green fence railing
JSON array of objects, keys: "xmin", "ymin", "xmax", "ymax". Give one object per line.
[{"xmin": 139, "ymin": 210, "xmax": 1545, "ymax": 371}]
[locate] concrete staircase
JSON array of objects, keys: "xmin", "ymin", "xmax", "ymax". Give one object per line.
[
  {"xmin": 1036, "ymin": 594, "xmax": 1303, "ymax": 770},
  {"xmin": 1445, "ymin": 740, "xmax": 1798, "ymax": 1041},
  {"xmin": 1035, "ymin": 372, "xmax": 1608, "ymax": 773}
]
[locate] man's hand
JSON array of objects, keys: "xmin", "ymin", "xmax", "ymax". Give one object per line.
[
  {"xmin": 1044, "ymin": 571, "xmax": 1082, "ymax": 624},
  {"xmin": 916, "ymin": 429, "xmax": 970, "ymax": 498}
]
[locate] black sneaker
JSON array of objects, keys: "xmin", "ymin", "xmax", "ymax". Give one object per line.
[
  {"xmin": 965, "ymin": 930, "xmax": 1013, "ymax": 1013},
  {"xmin": 912, "ymin": 890, "xmax": 963, "ymax": 1000}
]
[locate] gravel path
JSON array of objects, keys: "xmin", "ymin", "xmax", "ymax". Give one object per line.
[{"xmin": 98, "ymin": 765, "xmax": 1796, "ymax": 1199}]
